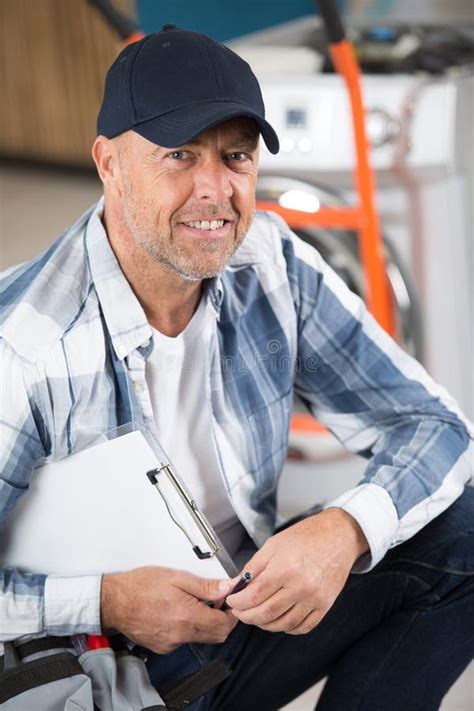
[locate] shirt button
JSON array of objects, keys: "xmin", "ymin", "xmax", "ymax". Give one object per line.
[
  {"xmin": 134, "ymin": 381, "xmax": 145, "ymax": 394},
  {"xmin": 117, "ymin": 345, "xmax": 126, "ymax": 359},
  {"xmin": 141, "ymin": 338, "xmax": 151, "ymax": 348}
]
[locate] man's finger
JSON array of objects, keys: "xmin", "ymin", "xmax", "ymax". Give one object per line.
[
  {"xmin": 226, "ymin": 551, "xmax": 284, "ymax": 610},
  {"xmin": 226, "ymin": 563, "xmax": 283, "ymax": 611},
  {"xmin": 176, "ymin": 571, "xmax": 236, "ymax": 601},
  {"xmin": 258, "ymin": 603, "xmax": 316, "ymax": 633},
  {"xmin": 229, "ymin": 587, "xmax": 295, "ymax": 626},
  {"xmin": 193, "ymin": 597, "xmax": 239, "ymax": 633},
  {"xmin": 287, "ymin": 607, "xmax": 326, "ymax": 635},
  {"xmin": 239, "ymin": 544, "xmax": 273, "ymax": 580},
  {"xmin": 222, "ymin": 609, "xmax": 240, "ymax": 630},
  {"xmin": 187, "ymin": 623, "xmax": 235, "ymax": 645},
  {"xmin": 167, "ymin": 576, "xmax": 240, "ymax": 634}
]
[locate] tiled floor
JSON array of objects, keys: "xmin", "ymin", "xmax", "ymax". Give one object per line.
[{"xmin": 1, "ymin": 163, "xmax": 472, "ymax": 710}]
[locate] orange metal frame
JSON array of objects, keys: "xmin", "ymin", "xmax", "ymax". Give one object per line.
[{"xmin": 257, "ymin": 40, "xmax": 395, "ymax": 336}]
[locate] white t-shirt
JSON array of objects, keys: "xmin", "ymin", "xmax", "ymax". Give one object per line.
[{"xmin": 145, "ymin": 296, "xmax": 246, "ymax": 558}]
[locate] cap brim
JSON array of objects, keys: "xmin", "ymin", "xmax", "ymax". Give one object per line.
[{"xmin": 132, "ymin": 101, "xmax": 279, "ymax": 154}]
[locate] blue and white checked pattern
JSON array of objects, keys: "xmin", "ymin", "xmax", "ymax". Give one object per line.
[{"xmin": 0, "ymin": 199, "xmax": 472, "ymax": 641}]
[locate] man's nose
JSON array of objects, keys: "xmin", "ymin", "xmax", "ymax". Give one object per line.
[{"xmin": 193, "ymin": 157, "xmax": 233, "ymax": 202}]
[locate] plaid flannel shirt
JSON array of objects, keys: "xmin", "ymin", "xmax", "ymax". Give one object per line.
[{"xmin": 0, "ymin": 198, "xmax": 472, "ymax": 641}]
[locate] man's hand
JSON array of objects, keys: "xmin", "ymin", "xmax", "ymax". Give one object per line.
[
  {"xmin": 225, "ymin": 508, "xmax": 368, "ymax": 635},
  {"xmin": 101, "ymin": 566, "xmax": 238, "ymax": 654}
]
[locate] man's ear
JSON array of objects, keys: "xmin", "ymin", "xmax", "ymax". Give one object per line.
[{"xmin": 91, "ymin": 135, "xmax": 121, "ymax": 189}]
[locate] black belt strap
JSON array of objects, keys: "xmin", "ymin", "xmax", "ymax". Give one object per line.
[
  {"xmin": 0, "ymin": 652, "xmax": 84, "ymax": 704},
  {"xmin": 158, "ymin": 657, "xmax": 232, "ymax": 709},
  {"xmin": 14, "ymin": 635, "xmax": 74, "ymax": 661}
]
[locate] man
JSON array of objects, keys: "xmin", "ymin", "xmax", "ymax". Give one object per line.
[{"xmin": 0, "ymin": 25, "xmax": 472, "ymax": 710}]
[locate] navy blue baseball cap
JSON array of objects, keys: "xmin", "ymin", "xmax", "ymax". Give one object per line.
[{"xmin": 97, "ymin": 24, "xmax": 279, "ymax": 154}]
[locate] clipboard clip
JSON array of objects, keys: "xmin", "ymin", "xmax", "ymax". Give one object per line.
[{"xmin": 146, "ymin": 465, "xmax": 220, "ymax": 560}]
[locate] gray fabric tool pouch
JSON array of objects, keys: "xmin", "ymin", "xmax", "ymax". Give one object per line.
[
  {"xmin": 0, "ymin": 636, "xmax": 232, "ymax": 710},
  {"xmin": 0, "ymin": 637, "xmax": 167, "ymax": 710},
  {"xmin": 79, "ymin": 647, "xmax": 167, "ymax": 710}
]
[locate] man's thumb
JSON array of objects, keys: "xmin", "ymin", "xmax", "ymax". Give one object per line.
[{"xmin": 201, "ymin": 576, "xmax": 238, "ymax": 600}]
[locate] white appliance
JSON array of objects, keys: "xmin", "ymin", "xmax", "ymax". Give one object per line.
[{"xmin": 230, "ymin": 16, "xmax": 474, "ymax": 420}]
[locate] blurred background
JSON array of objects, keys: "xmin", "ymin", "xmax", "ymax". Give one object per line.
[{"xmin": 0, "ymin": 1, "xmax": 473, "ymax": 708}]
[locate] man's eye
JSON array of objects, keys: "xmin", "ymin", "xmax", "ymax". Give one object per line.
[
  {"xmin": 227, "ymin": 152, "xmax": 249, "ymax": 161},
  {"xmin": 168, "ymin": 151, "xmax": 190, "ymax": 160}
]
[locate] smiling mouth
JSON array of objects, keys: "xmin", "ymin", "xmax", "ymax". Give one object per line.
[{"xmin": 180, "ymin": 219, "xmax": 230, "ymax": 231}]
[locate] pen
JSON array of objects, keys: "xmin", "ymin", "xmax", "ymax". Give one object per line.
[{"xmin": 221, "ymin": 571, "xmax": 253, "ymax": 610}]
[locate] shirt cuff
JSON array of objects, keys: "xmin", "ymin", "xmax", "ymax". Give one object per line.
[
  {"xmin": 324, "ymin": 483, "xmax": 399, "ymax": 573},
  {"xmin": 44, "ymin": 575, "xmax": 102, "ymax": 635}
]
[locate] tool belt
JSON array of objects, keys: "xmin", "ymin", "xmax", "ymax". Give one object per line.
[{"xmin": 0, "ymin": 635, "xmax": 232, "ymax": 710}]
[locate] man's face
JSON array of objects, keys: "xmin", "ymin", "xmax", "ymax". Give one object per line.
[{"xmin": 114, "ymin": 117, "xmax": 260, "ymax": 281}]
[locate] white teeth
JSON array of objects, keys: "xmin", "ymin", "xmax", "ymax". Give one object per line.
[{"xmin": 184, "ymin": 219, "xmax": 225, "ymax": 230}]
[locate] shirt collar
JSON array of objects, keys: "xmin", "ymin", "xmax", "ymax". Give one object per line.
[
  {"xmin": 85, "ymin": 199, "xmax": 227, "ymax": 360},
  {"xmin": 85, "ymin": 198, "xmax": 152, "ymax": 361},
  {"xmin": 205, "ymin": 275, "xmax": 224, "ymax": 316}
]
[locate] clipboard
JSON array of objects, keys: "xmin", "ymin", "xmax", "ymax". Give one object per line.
[{"xmin": 0, "ymin": 428, "xmax": 238, "ymax": 579}]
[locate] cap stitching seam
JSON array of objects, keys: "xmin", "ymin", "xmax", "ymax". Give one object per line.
[
  {"xmin": 193, "ymin": 33, "xmax": 220, "ymax": 99},
  {"xmin": 128, "ymin": 34, "xmax": 154, "ymax": 122}
]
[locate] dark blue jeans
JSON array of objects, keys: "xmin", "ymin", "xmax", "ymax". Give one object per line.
[{"xmin": 147, "ymin": 486, "xmax": 474, "ymax": 710}]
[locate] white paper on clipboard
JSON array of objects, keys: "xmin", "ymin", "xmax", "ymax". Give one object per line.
[{"xmin": 0, "ymin": 430, "xmax": 238, "ymax": 579}]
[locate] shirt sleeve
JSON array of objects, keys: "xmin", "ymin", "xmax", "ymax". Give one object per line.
[
  {"xmin": 0, "ymin": 340, "xmax": 102, "ymax": 640},
  {"xmin": 276, "ymin": 214, "xmax": 473, "ymax": 572}
]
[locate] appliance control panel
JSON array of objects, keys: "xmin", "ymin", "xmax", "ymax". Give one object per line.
[{"xmin": 257, "ymin": 74, "xmax": 459, "ymax": 174}]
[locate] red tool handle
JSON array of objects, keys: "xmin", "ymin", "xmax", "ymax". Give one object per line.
[{"xmin": 87, "ymin": 634, "xmax": 110, "ymax": 650}]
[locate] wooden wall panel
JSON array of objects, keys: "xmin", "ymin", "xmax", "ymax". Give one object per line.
[{"xmin": 0, "ymin": 0, "xmax": 134, "ymax": 167}]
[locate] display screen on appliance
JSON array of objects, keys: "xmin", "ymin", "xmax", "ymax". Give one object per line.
[{"xmin": 286, "ymin": 108, "xmax": 307, "ymax": 128}]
